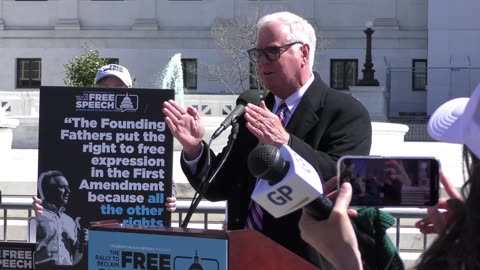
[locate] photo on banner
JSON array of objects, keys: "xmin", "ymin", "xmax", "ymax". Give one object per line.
[{"xmin": 36, "ymin": 86, "xmax": 174, "ymax": 269}]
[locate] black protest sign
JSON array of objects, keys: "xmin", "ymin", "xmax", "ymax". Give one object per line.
[
  {"xmin": 0, "ymin": 242, "xmax": 36, "ymax": 270},
  {"xmin": 37, "ymin": 86, "xmax": 174, "ymax": 269}
]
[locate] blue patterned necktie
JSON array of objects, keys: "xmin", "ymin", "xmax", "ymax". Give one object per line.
[
  {"xmin": 245, "ymin": 199, "xmax": 263, "ymax": 231},
  {"xmin": 276, "ymin": 102, "xmax": 288, "ymax": 127}
]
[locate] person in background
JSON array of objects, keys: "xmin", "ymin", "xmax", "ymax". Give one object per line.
[
  {"xmin": 163, "ymin": 11, "xmax": 371, "ymax": 268},
  {"xmin": 33, "ymin": 63, "xmax": 177, "ymax": 213},
  {"xmin": 299, "ymin": 83, "xmax": 480, "ymax": 270},
  {"xmin": 382, "ymin": 159, "xmax": 412, "ymax": 205},
  {"xmin": 94, "ymin": 63, "xmax": 133, "ymax": 88}
]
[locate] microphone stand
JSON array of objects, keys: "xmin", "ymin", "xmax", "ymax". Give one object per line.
[{"xmin": 181, "ymin": 122, "xmax": 240, "ymax": 228}]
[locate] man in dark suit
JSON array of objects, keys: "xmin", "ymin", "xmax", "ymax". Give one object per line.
[{"xmin": 162, "ymin": 11, "xmax": 371, "ymax": 269}]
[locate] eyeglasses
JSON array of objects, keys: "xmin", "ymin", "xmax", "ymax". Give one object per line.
[{"xmin": 247, "ymin": 41, "xmax": 303, "ymax": 62}]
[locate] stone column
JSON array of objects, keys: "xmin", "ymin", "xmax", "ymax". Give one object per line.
[
  {"xmin": 0, "ymin": 0, "xmax": 4, "ymax": 30},
  {"xmin": 133, "ymin": 0, "xmax": 159, "ymax": 31},
  {"xmin": 350, "ymin": 86, "xmax": 388, "ymax": 122},
  {"xmin": 371, "ymin": 0, "xmax": 400, "ymax": 30},
  {"xmin": 55, "ymin": 0, "xmax": 80, "ymax": 30}
]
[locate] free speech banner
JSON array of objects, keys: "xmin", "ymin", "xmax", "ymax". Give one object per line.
[
  {"xmin": 38, "ymin": 86, "xmax": 174, "ymax": 227},
  {"xmin": 0, "ymin": 242, "xmax": 36, "ymax": 270},
  {"xmin": 88, "ymin": 230, "xmax": 227, "ymax": 270}
]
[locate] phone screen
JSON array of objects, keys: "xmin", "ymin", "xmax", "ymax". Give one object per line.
[{"xmin": 338, "ymin": 156, "xmax": 440, "ymax": 207}]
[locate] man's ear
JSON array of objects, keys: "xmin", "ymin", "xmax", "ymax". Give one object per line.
[{"xmin": 300, "ymin": 43, "xmax": 310, "ymax": 65}]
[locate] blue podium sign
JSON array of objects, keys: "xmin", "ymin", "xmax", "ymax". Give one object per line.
[{"xmin": 88, "ymin": 229, "xmax": 227, "ymax": 270}]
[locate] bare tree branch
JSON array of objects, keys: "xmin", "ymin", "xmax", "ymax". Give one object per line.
[{"xmin": 204, "ymin": 4, "xmax": 264, "ymax": 95}]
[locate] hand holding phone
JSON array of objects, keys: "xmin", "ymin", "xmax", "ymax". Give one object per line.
[{"xmin": 337, "ymin": 156, "xmax": 440, "ymax": 207}]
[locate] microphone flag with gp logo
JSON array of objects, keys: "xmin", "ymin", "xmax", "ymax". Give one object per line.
[{"xmin": 249, "ymin": 144, "xmax": 324, "ymax": 218}]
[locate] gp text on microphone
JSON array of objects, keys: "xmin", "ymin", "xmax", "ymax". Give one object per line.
[{"xmin": 162, "ymin": 11, "xmax": 372, "ymax": 269}]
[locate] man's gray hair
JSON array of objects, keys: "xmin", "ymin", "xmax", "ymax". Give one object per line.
[{"xmin": 257, "ymin": 11, "xmax": 317, "ymax": 68}]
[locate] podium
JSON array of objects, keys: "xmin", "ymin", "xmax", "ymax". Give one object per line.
[{"xmin": 88, "ymin": 222, "xmax": 317, "ymax": 270}]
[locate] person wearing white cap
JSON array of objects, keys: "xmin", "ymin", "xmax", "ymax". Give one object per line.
[
  {"xmin": 95, "ymin": 64, "xmax": 133, "ymax": 88},
  {"xmin": 413, "ymin": 83, "xmax": 480, "ymax": 269},
  {"xmin": 297, "ymin": 84, "xmax": 480, "ymax": 270}
]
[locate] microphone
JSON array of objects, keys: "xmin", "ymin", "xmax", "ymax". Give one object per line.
[
  {"xmin": 248, "ymin": 144, "xmax": 375, "ymax": 253},
  {"xmin": 248, "ymin": 144, "xmax": 332, "ymax": 219},
  {"xmin": 211, "ymin": 90, "xmax": 260, "ymax": 140}
]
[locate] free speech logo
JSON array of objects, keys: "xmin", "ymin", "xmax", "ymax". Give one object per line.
[
  {"xmin": 115, "ymin": 93, "xmax": 138, "ymax": 112},
  {"xmin": 75, "ymin": 92, "xmax": 138, "ymax": 112}
]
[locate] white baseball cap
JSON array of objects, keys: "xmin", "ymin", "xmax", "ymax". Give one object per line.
[
  {"xmin": 95, "ymin": 64, "xmax": 132, "ymax": 88},
  {"xmin": 428, "ymin": 83, "xmax": 480, "ymax": 159}
]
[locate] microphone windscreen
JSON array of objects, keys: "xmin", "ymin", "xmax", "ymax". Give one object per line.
[
  {"xmin": 237, "ymin": 90, "xmax": 261, "ymax": 106},
  {"xmin": 248, "ymin": 144, "xmax": 288, "ymax": 183}
]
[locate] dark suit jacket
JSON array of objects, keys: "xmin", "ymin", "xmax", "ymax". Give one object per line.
[{"xmin": 181, "ymin": 72, "xmax": 372, "ymax": 268}]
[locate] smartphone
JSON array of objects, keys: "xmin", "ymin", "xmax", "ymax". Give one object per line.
[{"xmin": 337, "ymin": 156, "xmax": 440, "ymax": 207}]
